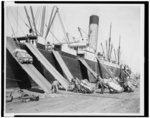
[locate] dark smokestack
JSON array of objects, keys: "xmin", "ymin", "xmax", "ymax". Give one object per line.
[
  {"xmin": 89, "ymin": 15, "xmax": 99, "ymax": 25},
  {"xmin": 88, "ymin": 15, "xmax": 99, "ymax": 52}
]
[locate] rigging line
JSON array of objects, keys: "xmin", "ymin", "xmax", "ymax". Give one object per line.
[
  {"xmin": 35, "ymin": 13, "xmax": 41, "ymax": 34},
  {"xmin": 118, "ymin": 35, "xmax": 121, "ymax": 64},
  {"xmin": 35, "ymin": 7, "xmax": 41, "ymax": 22},
  {"xmin": 57, "ymin": 10, "xmax": 69, "ymax": 43},
  {"xmin": 109, "ymin": 44, "xmax": 113, "ymax": 60},
  {"xmin": 78, "ymin": 27, "xmax": 84, "ymax": 40},
  {"xmin": 114, "ymin": 49, "xmax": 117, "ymax": 61},
  {"xmin": 9, "ymin": 8, "xmax": 26, "ymax": 35},
  {"xmin": 6, "ymin": 12, "xmax": 15, "ymax": 36},
  {"xmin": 30, "ymin": 6, "xmax": 38, "ymax": 36},
  {"xmin": 40, "ymin": 6, "xmax": 46, "ymax": 36},
  {"xmin": 24, "ymin": 6, "xmax": 34, "ymax": 34},
  {"xmin": 45, "ymin": 6, "xmax": 57, "ymax": 39},
  {"xmin": 45, "ymin": 6, "xmax": 56, "ymax": 38},
  {"xmin": 45, "ymin": 24, "xmax": 61, "ymax": 43},
  {"xmin": 18, "ymin": 11, "xmax": 30, "ymax": 28},
  {"xmin": 101, "ymin": 43, "xmax": 105, "ymax": 57},
  {"xmin": 7, "ymin": 10, "xmax": 20, "ymax": 44},
  {"xmin": 50, "ymin": 31, "xmax": 61, "ymax": 43},
  {"xmin": 35, "ymin": 7, "xmax": 42, "ymax": 32},
  {"xmin": 108, "ymin": 23, "xmax": 112, "ymax": 61},
  {"xmin": 78, "ymin": 27, "xmax": 88, "ymax": 38}
]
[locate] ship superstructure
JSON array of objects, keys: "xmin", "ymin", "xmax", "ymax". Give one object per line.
[{"xmin": 6, "ymin": 5, "xmax": 121, "ymax": 89}]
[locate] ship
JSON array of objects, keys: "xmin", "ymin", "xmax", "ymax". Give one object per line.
[{"xmin": 6, "ymin": 6, "xmax": 121, "ymax": 91}]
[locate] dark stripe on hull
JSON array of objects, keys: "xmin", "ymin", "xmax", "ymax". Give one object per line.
[{"xmin": 6, "ymin": 42, "xmax": 120, "ymax": 88}]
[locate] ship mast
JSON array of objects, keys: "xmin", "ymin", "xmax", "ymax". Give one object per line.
[
  {"xmin": 45, "ymin": 6, "xmax": 58, "ymax": 39},
  {"xmin": 30, "ymin": 6, "xmax": 38, "ymax": 36},
  {"xmin": 106, "ymin": 40, "xmax": 108, "ymax": 60},
  {"xmin": 109, "ymin": 43, "xmax": 113, "ymax": 61},
  {"xmin": 114, "ymin": 49, "xmax": 117, "ymax": 62},
  {"xmin": 118, "ymin": 35, "xmax": 121, "ymax": 64},
  {"xmin": 44, "ymin": 6, "xmax": 69, "ymax": 44},
  {"xmin": 108, "ymin": 23, "xmax": 112, "ymax": 62},
  {"xmin": 101, "ymin": 43, "xmax": 105, "ymax": 58},
  {"xmin": 40, "ymin": 6, "xmax": 46, "ymax": 36},
  {"xmin": 24, "ymin": 6, "xmax": 34, "ymax": 35}
]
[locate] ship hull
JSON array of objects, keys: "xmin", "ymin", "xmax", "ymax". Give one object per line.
[{"xmin": 6, "ymin": 40, "xmax": 121, "ymax": 89}]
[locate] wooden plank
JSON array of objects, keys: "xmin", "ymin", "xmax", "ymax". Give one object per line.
[
  {"xmin": 78, "ymin": 57, "xmax": 97, "ymax": 79},
  {"xmin": 25, "ymin": 43, "xmax": 69, "ymax": 89},
  {"xmin": 6, "ymin": 37, "xmax": 52, "ymax": 93},
  {"xmin": 52, "ymin": 51, "xmax": 73, "ymax": 82}
]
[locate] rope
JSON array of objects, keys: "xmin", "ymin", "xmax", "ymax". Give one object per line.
[
  {"xmin": 7, "ymin": 13, "xmax": 15, "ymax": 36},
  {"xmin": 45, "ymin": 6, "xmax": 58, "ymax": 39},
  {"xmin": 30, "ymin": 6, "xmax": 38, "ymax": 36},
  {"xmin": 18, "ymin": 12, "xmax": 30, "ymax": 28},
  {"xmin": 35, "ymin": 7, "xmax": 42, "ymax": 33},
  {"xmin": 78, "ymin": 27, "xmax": 84, "ymax": 40},
  {"xmin": 9, "ymin": 8, "xmax": 26, "ymax": 35},
  {"xmin": 45, "ymin": 24, "xmax": 61, "ymax": 43},
  {"xmin": 50, "ymin": 31, "xmax": 61, "ymax": 43},
  {"xmin": 35, "ymin": 7, "xmax": 41, "ymax": 23},
  {"xmin": 78, "ymin": 27, "xmax": 88, "ymax": 38},
  {"xmin": 24, "ymin": 6, "xmax": 34, "ymax": 35},
  {"xmin": 40, "ymin": 6, "xmax": 46, "ymax": 36},
  {"xmin": 57, "ymin": 11, "xmax": 69, "ymax": 43},
  {"xmin": 45, "ymin": 6, "xmax": 55, "ymax": 38}
]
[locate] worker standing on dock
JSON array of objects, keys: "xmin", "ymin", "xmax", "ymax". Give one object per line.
[
  {"xmin": 51, "ymin": 80, "xmax": 60, "ymax": 93},
  {"xmin": 119, "ymin": 65, "xmax": 134, "ymax": 92},
  {"xmin": 96, "ymin": 75, "xmax": 104, "ymax": 94}
]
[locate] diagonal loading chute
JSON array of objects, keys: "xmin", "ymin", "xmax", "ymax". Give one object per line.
[
  {"xmin": 6, "ymin": 37, "xmax": 52, "ymax": 93},
  {"xmin": 25, "ymin": 43, "xmax": 70, "ymax": 89},
  {"xmin": 52, "ymin": 51, "xmax": 74, "ymax": 82},
  {"xmin": 78, "ymin": 57, "xmax": 97, "ymax": 79}
]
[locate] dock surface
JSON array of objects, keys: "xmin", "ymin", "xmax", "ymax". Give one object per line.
[{"xmin": 6, "ymin": 87, "xmax": 140, "ymax": 114}]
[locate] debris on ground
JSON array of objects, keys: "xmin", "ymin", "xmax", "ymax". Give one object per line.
[{"xmin": 6, "ymin": 89, "xmax": 40, "ymax": 103}]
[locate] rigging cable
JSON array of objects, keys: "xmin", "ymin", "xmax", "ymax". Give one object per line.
[
  {"xmin": 7, "ymin": 11, "xmax": 20, "ymax": 45},
  {"xmin": 114, "ymin": 49, "xmax": 117, "ymax": 61},
  {"xmin": 40, "ymin": 6, "xmax": 46, "ymax": 36},
  {"xmin": 24, "ymin": 6, "xmax": 34, "ymax": 35},
  {"xmin": 18, "ymin": 11, "xmax": 30, "ymax": 28},
  {"xmin": 57, "ymin": 9, "xmax": 69, "ymax": 43},
  {"xmin": 35, "ymin": 7, "xmax": 42, "ymax": 33},
  {"xmin": 45, "ymin": 24, "xmax": 61, "ymax": 43},
  {"xmin": 9, "ymin": 8, "xmax": 26, "ymax": 35},
  {"xmin": 78, "ymin": 27, "xmax": 88, "ymax": 38},
  {"xmin": 7, "ymin": 12, "xmax": 15, "ymax": 36},
  {"xmin": 45, "ymin": 6, "xmax": 56, "ymax": 38},
  {"xmin": 30, "ymin": 6, "xmax": 38, "ymax": 36},
  {"xmin": 45, "ymin": 6, "xmax": 58, "ymax": 39},
  {"xmin": 35, "ymin": 7, "xmax": 41, "ymax": 24}
]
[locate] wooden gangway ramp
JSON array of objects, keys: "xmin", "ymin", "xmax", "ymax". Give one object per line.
[
  {"xmin": 78, "ymin": 57, "xmax": 97, "ymax": 79},
  {"xmin": 6, "ymin": 37, "xmax": 52, "ymax": 93},
  {"xmin": 25, "ymin": 43, "xmax": 69, "ymax": 89},
  {"xmin": 52, "ymin": 51, "xmax": 73, "ymax": 82}
]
